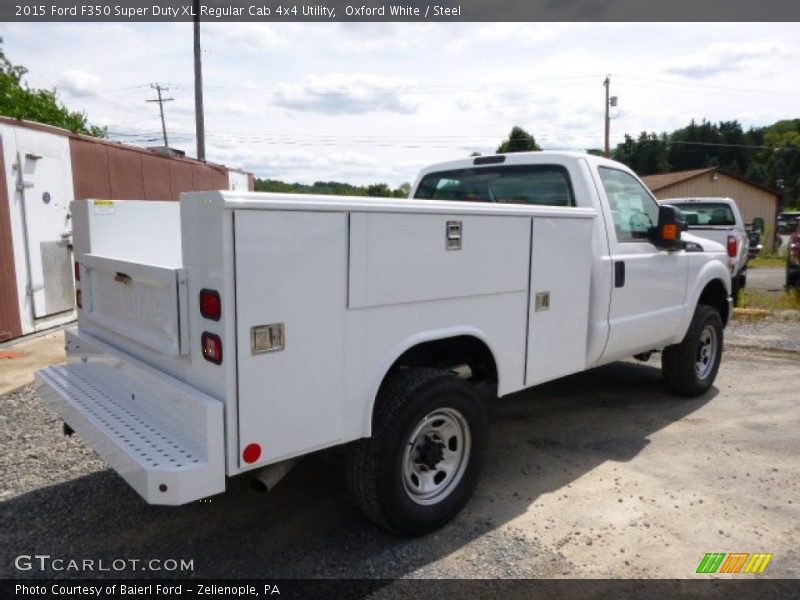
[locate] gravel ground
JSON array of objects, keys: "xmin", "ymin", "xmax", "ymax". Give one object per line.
[
  {"xmin": 746, "ymin": 268, "xmax": 786, "ymax": 293},
  {"xmin": 1, "ymin": 330, "xmax": 798, "ymax": 580},
  {"xmin": 726, "ymin": 312, "xmax": 800, "ymax": 354}
]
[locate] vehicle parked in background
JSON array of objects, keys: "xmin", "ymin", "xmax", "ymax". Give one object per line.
[
  {"xmin": 786, "ymin": 216, "xmax": 800, "ymax": 289},
  {"xmin": 777, "ymin": 211, "xmax": 800, "ymax": 258},
  {"xmin": 662, "ymin": 198, "xmax": 748, "ymax": 302},
  {"xmin": 745, "ymin": 224, "xmax": 763, "ymax": 260}
]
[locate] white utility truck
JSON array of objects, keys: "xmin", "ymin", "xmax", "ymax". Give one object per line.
[{"xmin": 36, "ymin": 152, "xmax": 731, "ymax": 535}]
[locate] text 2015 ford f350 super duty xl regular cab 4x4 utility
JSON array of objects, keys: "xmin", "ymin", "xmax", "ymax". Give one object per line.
[{"xmin": 36, "ymin": 152, "xmax": 731, "ymax": 535}]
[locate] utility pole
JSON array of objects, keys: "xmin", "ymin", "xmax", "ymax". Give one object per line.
[
  {"xmin": 603, "ymin": 75, "xmax": 610, "ymax": 157},
  {"xmin": 603, "ymin": 75, "xmax": 619, "ymax": 158},
  {"xmin": 193, "ymin": 0, "xmax": 206, "ymax": 161},
  {"xmin": 146, "ymin": 83, "xmax": 174, "ymax": 147}
]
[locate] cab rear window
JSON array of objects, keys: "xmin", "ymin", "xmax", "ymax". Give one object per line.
[
  {"xmin": 672, "ymin": 203, "xmax": 736, "ymax": 227},
  {"xmin": 414, "ymin": 165, "xmax": 575, "ymax": 207}
]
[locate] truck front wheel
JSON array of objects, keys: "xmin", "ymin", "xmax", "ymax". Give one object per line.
[
  {"xmin": 662, "ymin": 305, "xmax": 724, "ymax": 397},
  {"xmin": 346, "ymin": 368, "xmax": 488, "ymax": 536}
]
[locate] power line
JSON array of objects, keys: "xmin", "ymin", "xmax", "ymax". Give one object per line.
[
  {"xmin": 616, "ymin": 75, "xmax": 800, "ymax": 98},
  {"xmin": 68, "ymin": 84, "xmax": 151, "ymax": 99},
  {"xmin": 166, "ymin": 74, "xmax": 602, "ymax": 96}
]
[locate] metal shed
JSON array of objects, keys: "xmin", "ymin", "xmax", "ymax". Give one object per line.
[{"xmin": 0, "ymin": 117, "xmax": 253, "ymax": 342}]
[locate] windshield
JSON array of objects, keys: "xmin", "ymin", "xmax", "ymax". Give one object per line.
[
  {"xmin": 671, "ymin": 203, "xmax": 736, "ymax": 227},
  {"xmin": 414, "ymin": 165, "xmax": 574, "ymax": 207}
]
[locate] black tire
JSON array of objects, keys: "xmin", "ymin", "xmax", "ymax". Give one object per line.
[
  {"xmin": 788, "ymin": 262, "xmax": 800, "ymax": 290},
  {"xmin": 662, "ymin": 305, "xmax": 724, "ymax": 397},
  {"xmin": 346, "ymin": 368, "xmax": 488, "ymax": 536},
  {"xmin": 731, "ymin": 271, "xmax": 745, "ymax": 307}
]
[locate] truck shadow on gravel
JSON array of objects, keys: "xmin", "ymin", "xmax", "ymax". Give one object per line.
[{"xmin": 2, "ymin": 360, "xmax": 715, "ymax": 579}]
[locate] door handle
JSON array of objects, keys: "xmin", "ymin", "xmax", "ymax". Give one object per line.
[{"xmin": 614, "ymin": 261, "xmax": 625, "ymax": 288}]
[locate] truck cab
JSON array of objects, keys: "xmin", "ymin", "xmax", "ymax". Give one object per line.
[
  {"xmin": 36, "ymin": 152, "xmax": 731, "ymax": 535},
  {"xmin": 411, "ymin": 153, "xmax": 731, "ymax": 364}
]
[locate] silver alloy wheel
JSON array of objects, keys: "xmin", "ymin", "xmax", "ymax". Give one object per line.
[
  {"xmin": 695, "ymin": 324, "xmax": 718, "ymax": 380},
  {"xmin": 402, "ymin": 407, "xmax": 472, "ymax": 506}
]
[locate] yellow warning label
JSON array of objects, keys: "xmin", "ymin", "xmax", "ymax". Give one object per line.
[{"xmin": 94, "ymin": 200, "xmax": 115, "ymax": 215}]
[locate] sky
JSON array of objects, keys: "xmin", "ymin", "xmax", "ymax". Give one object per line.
[{"xmin": 0, "ymin": 22, "xmax": 797, "ymax": 186}]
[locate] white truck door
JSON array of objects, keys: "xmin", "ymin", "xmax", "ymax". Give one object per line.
[
  {"xmin": 234, "ymin": 210, "xmax": 347, "ymax": 466},
  {"xmin": 595, "ymin": 167, "xmax": 688, "ymax": 360}
]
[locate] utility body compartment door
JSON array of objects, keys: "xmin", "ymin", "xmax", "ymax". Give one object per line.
[
  {"xmin": 81, "ymin": 253, "xmax": 189, "ymax": 357},
  {"xmin": 234, "ymin": 210, "xmax": 347, "ymax": 466},
  {"xmin": 525, "ymin": 217, "xmax": 594, "ymax": 386}
]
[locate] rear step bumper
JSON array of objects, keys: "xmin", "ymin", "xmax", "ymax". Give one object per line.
[{"xmin": 35, "ymin": 330, "xmax": 225, "ymax": 505}]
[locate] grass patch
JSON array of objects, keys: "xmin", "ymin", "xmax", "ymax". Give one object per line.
[
  {"xmin": 748, "ymin": 254, "xmax": 786, "ymax": 269},
  {"xmin": 739, "ymin": 288, "xmax": 800, "ymax": 311}
]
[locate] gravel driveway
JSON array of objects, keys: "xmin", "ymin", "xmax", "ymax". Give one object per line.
[
  {"xmin": 746, "ymin": 267, "xmax": 785, "ymax": 293},
  {"xmin": 726, "ymin": 312, "xmax": 800, "ymax": 354},
  {"xmin": 1, "ymin": 341, "xmax": 798, "ymax": 580}
]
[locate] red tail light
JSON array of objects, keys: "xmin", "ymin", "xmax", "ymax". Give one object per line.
[
  {"xmin": 242, "ymin": 443, "xmax": 262, "ymax": 464},
  {"xmin": 201, "ymin": 332, "xmax": 223, "ymax": 364},
  {"xmin": 199, "ymin": 289, "xmax": 221, "ymax": 321},
  {"xmin": 75, "ymin": 289, "xmax": 82, "ymax": 309},
  {"xmin": 74, "ymin": 261, "xmax": 80, "ymax": 281},
  {"xmin": 727, "ymin": 235, "xmax": 738, "ymax": 258}
]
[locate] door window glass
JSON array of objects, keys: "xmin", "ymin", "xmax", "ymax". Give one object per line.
[{"xmin": 598, "ymin": 167, "xmax": 660, "ymax": 242}]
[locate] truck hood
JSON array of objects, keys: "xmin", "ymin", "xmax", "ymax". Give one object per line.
[{"xmin": 683, "ymin": 231, "xmax": 726, "ymax": 254}]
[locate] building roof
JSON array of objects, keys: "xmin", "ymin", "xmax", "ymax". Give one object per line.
[
  {"xmin": 641, "ymin": 168, "xmax": 714, "ymax": 191},
  {"xmin": 641, "ymin": 167, "xmax": 780, "ymax": 198},
  {"xmin": 0, "ymin": 115, "xmax": 252, "ymax": 177}
]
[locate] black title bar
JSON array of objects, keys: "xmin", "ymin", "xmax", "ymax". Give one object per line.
[{"xmin": 3, "ymin": 0, "xmax": 800, "ymax": 22}]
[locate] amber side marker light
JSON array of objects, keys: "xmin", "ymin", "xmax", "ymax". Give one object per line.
[{"xmin": 663, "ymin": 224, "xmax": 678, "ymax": 240}]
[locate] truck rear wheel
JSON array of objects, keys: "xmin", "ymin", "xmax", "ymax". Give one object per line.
[
  {"xmin": 662, "ymin": 305, "xmax": 724, "ymax": 397},
  {"xmin": 346, "ymin": 368, "xmax": 488, "ymax": 536}
]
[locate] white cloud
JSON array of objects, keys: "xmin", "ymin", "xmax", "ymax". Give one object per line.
[
  {"xmin": 56, "ymin": 70, "xmax": 102, "ymax": 97},
  {"xmin": 274, "ymin": 74, "xmax": 422, "ymax": 115},
  {"xmin": 664, "ymin": 43, "xmax": 779, "ymax": 79},
  {"xmin": 205, "ymin": 23, "xmax": 284, "ymax": 52},
  {"xmin": 327, "ymin": 151, "xmax": 380, "ymax": 167}
]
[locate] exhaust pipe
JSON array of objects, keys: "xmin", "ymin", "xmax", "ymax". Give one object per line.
[{"xmin": 250, "ymin": 458, "xmax": 300, "ymax": 493}]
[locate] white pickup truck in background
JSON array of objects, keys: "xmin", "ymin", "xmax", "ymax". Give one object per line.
[
  {"xmin": 661, "ymin": 198, "xmax": 748, "ymax": 302},
  {"xmin": 36, "ymin": 152, "xmax": 731, "ymax": 536}
]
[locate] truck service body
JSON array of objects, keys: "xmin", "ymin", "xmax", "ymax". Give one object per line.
[{"xmin": 36, "ymin": 152, "xmax": 731, "ymax": 534}]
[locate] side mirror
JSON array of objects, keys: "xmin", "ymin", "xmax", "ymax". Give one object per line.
[{"xmin": 652, "ymin": 204, "xmax": 686, "ymax": 249}]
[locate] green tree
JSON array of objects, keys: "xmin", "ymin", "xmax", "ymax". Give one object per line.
[
  {"xmin": 394, "ymin": 182, "xmax": 412, "ymax": 198},
  {"xmin": 496, "ymin": 126, "xmax": 541, "ymax": 154},
  {"xmin": 367, "ymin": 183, "xmax": 392, "ymax": 197},
  {"xmin": 254, "ymin": 178, "xmax": 411, "ymax": 198},
  {"xmin": 0, "ymin": 38, "xmax": 106, "ymax": 137},
  {"xmin": 611, "ymin": 117, "xmax": 800, "ymax": 208}
]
